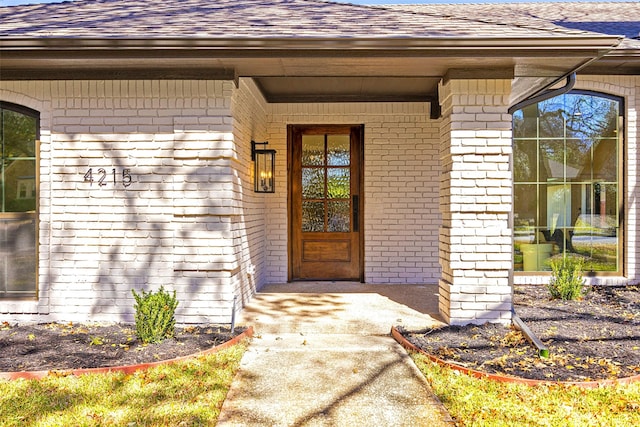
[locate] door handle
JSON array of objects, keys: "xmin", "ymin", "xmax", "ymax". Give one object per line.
[{"xmin": 352, "ymin": 195, "xmax": 359, "ymax": 232}]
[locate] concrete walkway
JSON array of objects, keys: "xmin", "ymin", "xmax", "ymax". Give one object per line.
[{"xmin": 217, "ymin": 283, "xmax": 455, "ymax": 426}]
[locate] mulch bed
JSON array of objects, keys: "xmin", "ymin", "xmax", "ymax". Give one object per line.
[
  {"xmin": 399, "ymin": 284, "xmax": 640, "ymax": 382},
  {"xmin": 0, "ymin": 323, "xmax": 241, "ymax": 372}
]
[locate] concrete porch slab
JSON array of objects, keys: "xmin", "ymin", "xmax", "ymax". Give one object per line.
[{"xmin": 235, "ymin": 282, "xmax": 445, "ymax": 335}]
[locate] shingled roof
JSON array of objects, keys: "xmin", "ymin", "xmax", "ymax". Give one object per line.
[
  {"xmin": 0, "ymin": 0, "xmax": 624, "ymax": 40},
  {"xmin": 390, "ymin": 2, "xmax": 640, "ymax": 50}
]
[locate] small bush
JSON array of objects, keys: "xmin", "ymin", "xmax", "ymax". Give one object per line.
[
  {"xmin": 547, "ymin": 255, "xmax": 588, "ymax": 300},
  {"xmin": 132, "ymin": 286, "xmax": 179, "ymax": 344}
]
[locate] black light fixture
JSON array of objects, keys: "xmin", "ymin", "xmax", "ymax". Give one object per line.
[{"xmin": 251, "ymin": 140, "xmax": 276, "ymax": 193}]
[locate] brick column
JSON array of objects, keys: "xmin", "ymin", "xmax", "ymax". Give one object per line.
[{"xmin": 438, "ymin": 79, "xmax": 513, "ymax": 325}]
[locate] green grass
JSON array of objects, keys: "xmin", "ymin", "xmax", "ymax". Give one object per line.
[
  {"xmin": 0, "ymin": 343, "xmax": 247, "ymax": 427},
  {"xmin": 412, "ymin": 353, "xmax": 640, "ymax": 427}
]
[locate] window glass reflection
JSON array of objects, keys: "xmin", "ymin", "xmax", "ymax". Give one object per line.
[
  {"xmin": 513, "ymin": 92, "xmax": 621, "ymax": 273},
  {"xmin": 1, "ymin": 104, "xmax": 38, "ymax": 298}
]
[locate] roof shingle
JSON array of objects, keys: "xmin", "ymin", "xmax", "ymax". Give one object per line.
[
  {"xmin": 0, "ymin": 0, "xmax": 619, "ymax": 40},
  {"xmin": 389, "ymin": 2, "xmax": 640, "ymax": 49}
]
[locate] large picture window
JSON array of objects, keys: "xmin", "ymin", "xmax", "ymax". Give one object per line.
[
  {"xmin": 513, "ymin": 91, "xmax": 622, "ymax": 273},
  {"xmin": 0, "ymin": 102, "xmax": 38, "ymax": 298}
]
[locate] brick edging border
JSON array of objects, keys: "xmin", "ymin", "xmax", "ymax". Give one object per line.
[
  {"xmin": 391, "ymin": 326, "xmax": 640, "ymax": 388},
  {"xmin": 0, "ymin": 326, "xmax": 253, "ymax": 381}
]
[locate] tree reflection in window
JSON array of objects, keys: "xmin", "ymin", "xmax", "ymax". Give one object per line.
[
  {"xmin": 513, "ymin": 91, "xmax": 621, "ymax": 272},
  {"xmin": 1, "ymin": 102, "xmax": 38, "ymax": 298}
]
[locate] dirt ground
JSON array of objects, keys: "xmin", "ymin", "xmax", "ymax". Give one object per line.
[
  {"xmin": 400, "ymin": 284, "xmax": 640, "ymax": 382},
  {"xmin": 0, "ymin": 323, "xmax": 239, "ymax": 372}
]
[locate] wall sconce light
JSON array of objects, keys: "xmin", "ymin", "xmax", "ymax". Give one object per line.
[{"xmin": 251, "ymin": 140, "xmax": 276, "ymax": 193}]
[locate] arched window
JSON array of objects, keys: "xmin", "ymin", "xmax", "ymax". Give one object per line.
[
  {"xmin": 513, "ymin": 91, "xmax": 622, "ymax": 273},
  {"xmin": 0, "ymin": 102, "xmax": 39, "ymax": 298}
]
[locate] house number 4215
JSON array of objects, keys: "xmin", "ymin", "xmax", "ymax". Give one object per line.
[{"xmin": 84, "ymin": 168, "xmax": 132, "ymax": 187}]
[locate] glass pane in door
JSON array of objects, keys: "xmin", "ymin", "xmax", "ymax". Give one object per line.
[
  {"xmin": 302, "ymin": 168, "xmax": 325, "ymax": 199},
  {"xmin": 302, "ymin": 135, "xmax": 325, "ymax": 166},
  {"xmin": 301, "ymin": 134, "xmax": 351, "ymax": 233},
  {"xmin": 328, "ymin": 201, "xmax": 350, "ymax": 232},
  {"xmin": 302, "ymin": 201, "xmax": 325, "ymax": 232},
  {"xmin": 327, "ymin": 135, "xmax": 350, "ymax": 166},
  {"xmin": 327, "ymin": 168, "xmax": 350, "ymax": 199}
]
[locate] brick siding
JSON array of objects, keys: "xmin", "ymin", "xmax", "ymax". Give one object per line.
[{"xmin": 438, "ymin": 78, "xmax": 514, "ymax": 324}]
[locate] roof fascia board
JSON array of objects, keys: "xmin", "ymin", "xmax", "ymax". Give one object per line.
[
  {"xmin": 0, "ymin": 48, "xmax": 613, "ymax": 60},
  {"xmin": 0, "ymin": 36, "xmax": 623, "ymax": 51}
]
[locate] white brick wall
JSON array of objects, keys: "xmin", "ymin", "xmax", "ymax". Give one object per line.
[
  {"xmin": 266, "ymin": 102, "xmax": 441, "ymax": 284},
  {"xmin": 1, "ymin": 80, "xmax": 246, "ymax": 324},
  {"xmin": 438, "ymin": 79, "xmax": 514, "ymax": 325}
]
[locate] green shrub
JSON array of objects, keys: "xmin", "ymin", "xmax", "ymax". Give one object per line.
[
  {"xmin": 132, "ymin": 286, "xmax": 179, "ymax": 344},
  {"xmin": 547, "ymin": 255, "xmax": 588, "ymax": 300}
]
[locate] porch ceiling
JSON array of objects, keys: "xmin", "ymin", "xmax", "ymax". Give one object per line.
[{"xmin": 253, "ymin": 77, "xmax": 440, "ymax": 103}]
